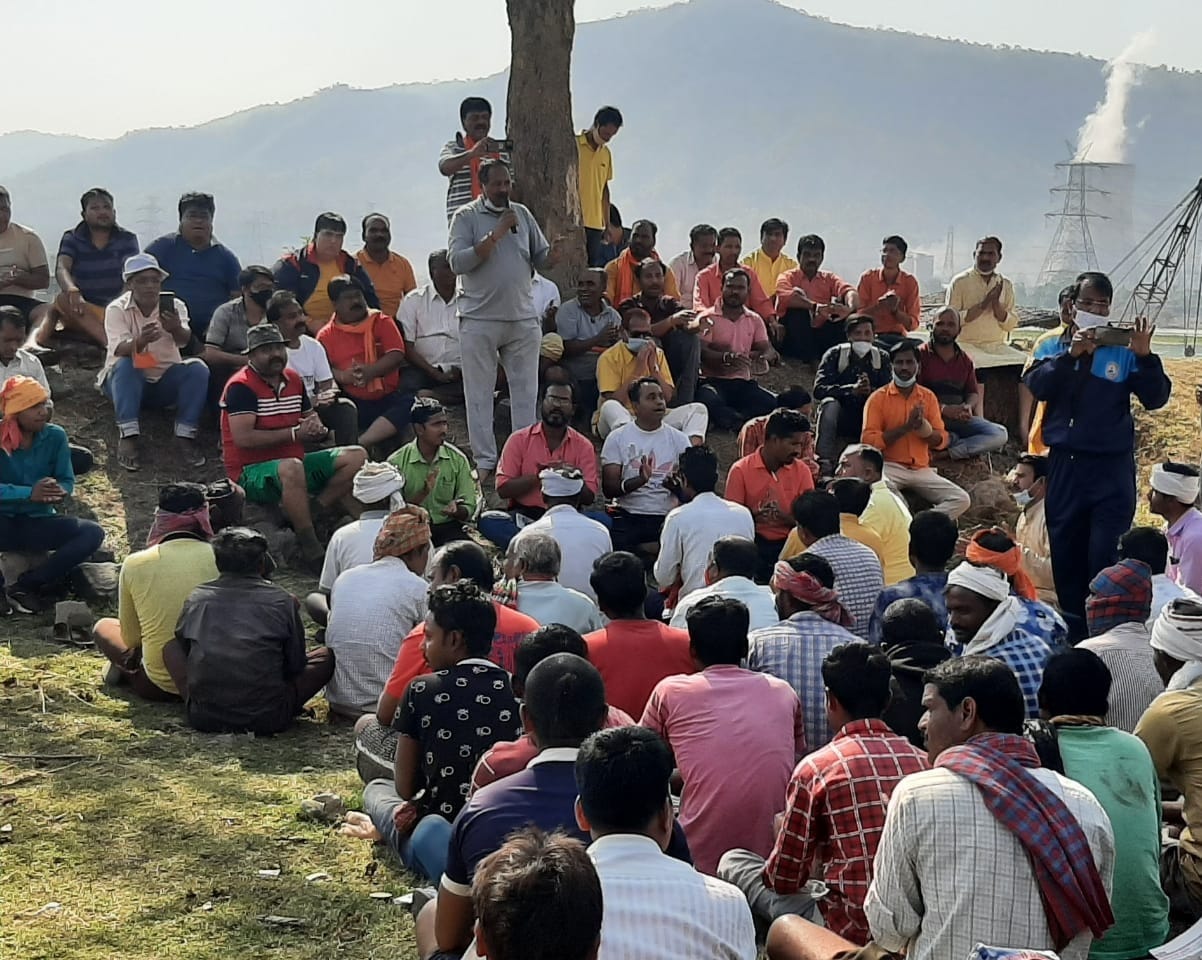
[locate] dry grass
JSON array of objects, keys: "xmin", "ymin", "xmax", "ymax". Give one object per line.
[{"xmin": 2, "ymin": 346, "xmax": 1198, "ymax": 959}]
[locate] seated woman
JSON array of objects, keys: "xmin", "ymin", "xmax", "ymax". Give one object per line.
[{"xmin": 0, "ymin": 376, "xmax": 105, "ymax": 614}]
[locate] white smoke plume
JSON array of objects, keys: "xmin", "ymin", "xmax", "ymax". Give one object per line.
[{"xmin": 1074, "ymin": 31, "xmax": 1156, "ymax": 163}]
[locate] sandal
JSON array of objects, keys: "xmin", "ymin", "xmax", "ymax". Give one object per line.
[
  {"xmin": 50, "ymin": 601, "xmax": 95, "ymax": 648},
  {"xmin": 116, "ymin": 438, "xmax": 140, "ymax": 472}
]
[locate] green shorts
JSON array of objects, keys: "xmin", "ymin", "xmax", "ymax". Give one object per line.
[{"xmin": 238, "ymin": 448, "xmax": 344, "ymax": 504}]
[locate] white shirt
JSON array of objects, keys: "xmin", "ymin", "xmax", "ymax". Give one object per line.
[
  {"xmin": 318, "ymin": 511, "xmax": 388, "ymax": 591},
  {"xmin": 325, "ymin": 557, "xmax": 428, "ymax": 713},
  {"xmin": 516, "ymin": 579, "xmax": 604, "ymax": 634},
  {"xmin": 654, "ymin": 492, "xmax": 755, "ymax": 599},
  {"xmin": 670, "ymin": 576, "xmax": 778, "ymax": 632},
  {"xmin": 397, "ymin": 283, "xmax": 461, "ymax": 369},
  {"xmin": 1079, "ymin": 621, "xmax": 1166, "ymax": 733},
  {"xmin": 285, "ymin": 335, "xmax": 334, "ymax": 399},
  {"xmin": 1149, "ymin": 573, "xmax": 1199, "ymax": 628},
  {"xmin": 668, "ymin": 250, "xmax": 708, "ymax": 311},
  {"xmin": 865, "ymin": 765, "xmax": 1115, "ymax": 960},
  {"xmin": 513, "ymin": 504, "xmax": 612, "ymax": 600},
  {"xmin": 0, "ymin": 348, "xmax": 50, "ymax": 393},
  {"xmin": 588, "ymin": 833, "xmax": 756, "ymax": 960},
  {"xmin": 600, "ymin": 420, "xmax": 691, "ymax": 517},
  {"xmin": 531, "ymin": 273, "xmax": 561, "ymax": 319}
]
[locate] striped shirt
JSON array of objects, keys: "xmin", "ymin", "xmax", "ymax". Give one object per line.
[
  {"xmin": 1079, "ymin": 622, "xmax": 1165, "ymax": 733},
  {"xmin": 56, "ymin": 222, "xmax": 140, "ymax": 306},
  {"xmin": 219, "ymin": 365, "xmax": 310, "ymax": 481},
  {"xmin": 748, "ymin": 611, "xmax": 863, "ymax": 751},
  {"xmin": 588, "ymin": 834, "xmax": 757, "ymax": 960},
  {"xmin": 806, "ymin": 534, "xmax": 885, "ymax": 641},
  {"xmin": 439, "ymin": 134, "xmax": 512, "ymax": 222}
]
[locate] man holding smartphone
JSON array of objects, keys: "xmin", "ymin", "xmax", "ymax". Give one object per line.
[
  {"xmin": 97, "ymin": 253, "xmax": 209, "ymax": 471},
  {"xmin": 1024, "ymin": 270, "xmax": 1172, "ymax": 639},
  {"xmin": 438, "ymin": 96, "xmax": 513, "ymax": 224}
]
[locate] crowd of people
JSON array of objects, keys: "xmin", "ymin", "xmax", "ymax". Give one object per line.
[{"xmin": 2, "ymin": 92, "xmax": 1201, "ymax": 960}]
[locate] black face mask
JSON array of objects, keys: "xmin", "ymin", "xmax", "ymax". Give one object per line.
[{"xmin": 249, "ymin": 289, "xmax": 273, "ymax": 309}]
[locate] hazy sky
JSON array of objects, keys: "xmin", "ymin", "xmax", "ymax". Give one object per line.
[{"xmin": 8, "ymin": 0, "xmax": 1196, "ymax": 139}]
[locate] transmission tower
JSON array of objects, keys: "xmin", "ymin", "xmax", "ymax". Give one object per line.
[
  {"xmin": 942, "ymin": 226, "xmax": 955, "ymax": 280},
  {"xmin": 1035, "ymin": 162, "xmax": 1111, "ymax": 290}
]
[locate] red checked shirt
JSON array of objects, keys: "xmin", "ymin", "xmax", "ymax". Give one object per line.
[{"xmin": 763, "ymin": 718, "xmax": 929, "ymax": 943}]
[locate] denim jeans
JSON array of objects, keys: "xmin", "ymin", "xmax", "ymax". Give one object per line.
[
  {"xmin": 0, "ymin": 514, "xmax": 105, "ymax": 589},
  {"xmin": 945, "ymin": 415, "xmax": 1008, "ymax": 460},
  {"xmin": 362, "ymin": 779, "xmax": 453, "ymax": 882},
  {"xmin": 101, "ymin": 357, "xmax": 209, "ymax": 438}
]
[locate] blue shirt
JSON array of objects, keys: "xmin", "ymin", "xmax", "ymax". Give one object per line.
[
  {"xmin": 57, "ymin": 223, "xmax": 140, "ymax": 307},
  {"xmin": 144, "ymin": 233, "xmax": 241, "ymax": 335},
  {"xmin": 867, "ymin": 571, "xmax": 950, "ymax": 646},
  {"xmin": 0, "ymin": 424, "xmax": 75, "ymax": 517},
  {"xmin": 442, "ymin": 750, "xmax": 586, "ymax": 894}
]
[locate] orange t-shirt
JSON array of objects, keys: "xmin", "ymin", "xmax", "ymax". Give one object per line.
[
  {"xmin": 355, "ymin": 250, "xmax": 417, "ymax": 319},
  {"xmin": 855, "ymin": 268, "xmax": 921, "ymax": 335},
  {"xmin": 383, "ymin": 602, "xmax": 540, "ymax": 699},
  {"xmin": 314, "ymin": 310, "xmax": 405, "ymax": 401},
  {"xmin": 724, "ymin": 449, "xmax": 816, "ymax": 541},
  {"xmin": 861, "ymin": 381, "xmax": 948, "ymax": 469}
]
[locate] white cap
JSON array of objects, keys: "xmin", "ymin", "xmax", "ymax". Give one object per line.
[
  {"xmin": 539, "ymin": 467, "xmax": 584, "ymax": 498},
  {"xmin": 122, "ymin": 252, "xmax": 169, "ymax": 280}
]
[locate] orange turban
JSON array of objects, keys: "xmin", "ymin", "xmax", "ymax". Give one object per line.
[
  {"xmin": 0, "ymin": 376, "xmax": 50, "ymax": 454},
  {"xmin": 373, "ymin": 506, "xmax": 431, "ymax": 560},
  {"xmin": 965, "ymin": 527, "xmax": 1037, "ymax": 601}
]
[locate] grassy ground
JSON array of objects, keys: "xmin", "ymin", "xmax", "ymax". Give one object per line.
[{"xmin": 2, "ymin": 347, "xmax": 1199, "ymax": 958}]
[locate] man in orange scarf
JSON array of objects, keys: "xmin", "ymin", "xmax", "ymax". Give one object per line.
[
  {"xmin": 0, "ymin": 375, "xmax": 104, "ymax": 614},
  {"xmin": 438, "ymin": 96, "xmax": 512, "ymax": 224},
  {"xmin": 604, "ymin": 219, "xmax": 681, "ymax": 304},
  {"xmin": 315, "ymin": 275, "xmax": 413, "ymax": 448}
]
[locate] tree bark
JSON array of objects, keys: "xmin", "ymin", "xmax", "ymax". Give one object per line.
[{"xmin": 506, "ymin": 0, "xmax": 586, "ymax": 295}]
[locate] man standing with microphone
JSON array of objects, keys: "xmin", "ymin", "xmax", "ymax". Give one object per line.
[{"xmin": 448, "ymin": 158, "xmax": 562, "ymax": 487}]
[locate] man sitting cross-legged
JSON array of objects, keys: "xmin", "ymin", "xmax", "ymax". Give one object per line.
[
  {"xmin": 642, "ymin": 595, "xmax": 805, "ymax": 876},
  {"xmin": 697, "ymin": 268, "xmax": 778, "ymax": 430},
  {"xmin": 397, "ymin": 250, "xmax": 463, "ymax": 404},
  {"xmin": 411, "ymin": 653, "xmax": 606, "ymax": 958},
  {"xmin": 719, "ymin": 643, "xmax": 928, "ymax": 941},
  {"xmin": 736, "ymin": 386, "xmax": 818, "ymax": 479},
  {"xmin": 594, "ymin": 307, "xmax": 708, "ymax": 444},
  {"xmin": 0, "ymin": 376, "xmax": 105, "ymax": 614},
  {"xmin": 354, "ymin": 541, "xmax": 539, "ymax": 783},
  {"xmin": 616, "ymin": 258, "xmax": 704, "ymax": 406},
  {"xmin": 387, "ymin": 397, "xmax": 476, "ymax": 547},
  {"xmin": 98, "ymin": 252, "xmax": 210, "ymax": 470},
  {"xmin": 504, "ymin": 532, "xmax": 603, "ymax": 635},
  {"xmin": 812, "ymin": 315, "xmax": 891, "ymax": 473},
  {"xmin": 164, "ymin": 527, "xmax": 335, "ymax": 735},
  {"xmin": 220, "ymin": 323, "xmax": 367, "ymax": 571},
  {"xmin": 748, "ymin": 553, "xmax": 861, "ymax": 752},
  {"xmin": 556, "ymin": 267, "xmax": 622, "ymax": 416},
  {"xmin": 325, "ymin": 507, "xmax": 432, "ymax": 719},
  {"xmin": 471, "ymin": 624, "xmax": 635, "ymax": 794},
  {"xmin": 356, "ymin": 580, "xmax": 522, "ymax": 886},
  {"xmin": 94, "ymin": 483, "xmax": 218, "ymax": 701},
  {"xmin": 315, "ymin": 274, "xmax": 414, "ymax": 449},
  {"xmin": 574, "ymin": 725, "xmax": 757, "ymax": 960},
  {"xmin": 668, "ymin": 535, "xmax": 778, "ymax": 632},
  {"xmin": 202, "ymin": 264, "xmax": 274, "ymax": 408},
  {"xmin": 693, "ymin": 227, "xmax": 775, "ymax": 324},
  {"xmin": 834, "ymin": 443, "xmax": 914, "ymax": 586},
  {"xmin": 774, "ymin": 233, "xmax": 859, "ymax": 363}
]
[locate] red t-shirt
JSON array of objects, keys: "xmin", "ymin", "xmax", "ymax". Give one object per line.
[
  {"xmin": 220, "ymin": 365, "xmax": 309, "ymax": 481},
  {"xmin": 584, "ymin": 620, "xmax": 696, "ymax": 719},
  {"xmin": 384, "ymin": 602, "xmax": 540, "ymax": 699},
  {"xmin": 314, "ymin": 312, "xmax": 405, "ymax": 401}
]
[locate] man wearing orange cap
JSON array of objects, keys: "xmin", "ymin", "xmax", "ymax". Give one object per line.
[{"xmin": 0, "ymin": 376, "xmax": 104, "ymax": 614}]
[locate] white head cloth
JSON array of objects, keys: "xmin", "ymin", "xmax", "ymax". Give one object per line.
[
  {"xmin": 947, "ymin": 562, "xmax": 1012, "ymax": 603},
  {"xmin": 540, "ymin": 467, "xmax": 584, "ymax": 498},
  {"xmin": 353, "ymin": 461, "xmax": 406, "ymax": 512},
  {"xmin": 1151, "ymin": 600, "xmax": 1202, "ymax": 692},
  {"xmin": 1151, "ymin": 464, "xmax": 1200, "ymax": 505}
]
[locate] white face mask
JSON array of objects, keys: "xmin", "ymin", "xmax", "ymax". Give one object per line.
[
  {"xmin": 892, "ymin": 371, "xmax": 917, "ymax": 388},
  {"xmin": 482, "ymin": 198, "xmax": 509, "ymax": 214},
  {"xmin": 850, "ymin": 340, "xmax": 873, "ymax": 358},
  {"xmin": 1073, "ymin": 308, "xmax": 1108, "ymax": 331},
  {"xmin": 1013, "ymin": 489, "xmax": 1033, "ymax": 508}
]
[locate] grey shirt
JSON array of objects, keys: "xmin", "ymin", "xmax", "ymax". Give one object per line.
[
  {"xmin": 448, "ymin": 197, "xmax": 550, "ymax": 323},
  {"xmin": 205, "ymin": 298, "xmax": 249, "ymax": 352},
  {"xmin": 556, "ymin": 298, "xmax": 621, "ymax": 381}
]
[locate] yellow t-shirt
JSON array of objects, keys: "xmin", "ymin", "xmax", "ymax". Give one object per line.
[
  {"xmin": 576, "ymin": 132, "xmax": 613, "ymax": 230},
  {"xmin": 862, "ymin": 480, "xmax": 915, "ymax": 585},
  {"xmin": 596, "ymin": 343, "xmax": 675, "ymax": 411},
  {"xmin": 741, "ymin": 249, "xmax": 798, "ymax": 303},
  {"xmin": 303, "ymin": 260, "xmax": 344, "ymax": 328},
  {"xmin": 118, "ymin": 538, "xmax": 219, "ymax": 694}
]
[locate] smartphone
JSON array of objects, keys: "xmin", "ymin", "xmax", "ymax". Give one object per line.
[
  {"xmin": 158, "ymin": 291, "xmax": 175, "ymax": 315},
  {"xmin": 1095, "ymin": 325, "xmax": 1133, "ymax": 347}
]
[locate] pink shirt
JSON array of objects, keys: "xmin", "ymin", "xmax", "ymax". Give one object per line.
[
  {"xmin": 698, "ymin": 306, "xmax": 769, "ymax": 380},
  {"xmin": 640, "ymin": 664, "xmax": 806, "ymax": 875},
  {"xmin": 496, "ymin": 422, "xmax": 600, "ymax": 509}
]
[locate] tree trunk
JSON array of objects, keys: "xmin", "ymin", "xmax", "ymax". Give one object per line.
[{"xmin": 506, "ymin": 0, "xmax": 586, "ymax": 295}]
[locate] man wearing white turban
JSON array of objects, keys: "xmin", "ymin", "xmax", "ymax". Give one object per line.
[
  {"xmin": 1149, "ymin": 461, "xmax": 1202, "ymax": 595},
  {"xmin": 944, "ymin": 562, "xmax": 1056, "ymax": 718},
  {"xmin": 304, "ymin": 461, "xmax": 406, "ymax": 626},
  {"xmin": 1136, "ymin": 598, "xmax": 1202, "ymax": 922},
  {"xmin": 509, "ymin": 467, "xmax": 612, "ymax": 600}
]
